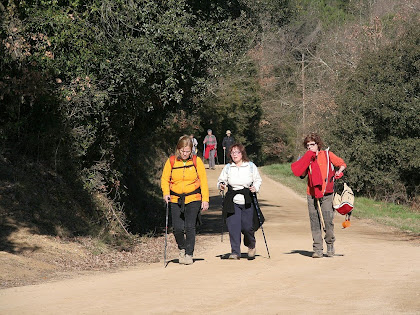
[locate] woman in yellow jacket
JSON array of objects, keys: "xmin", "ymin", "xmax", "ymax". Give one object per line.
[{"xmin": 161, "ymin": 135, "xmax": 209, "ymax": 265}]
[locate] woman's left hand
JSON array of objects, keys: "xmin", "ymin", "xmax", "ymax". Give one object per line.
[
  {"xmin": 201, "ymin": 201, "xmax": 209, "ymax": 211},
  {"xmin": 249, "ymin": 186, "xmax": 257, "ymax": 193}
]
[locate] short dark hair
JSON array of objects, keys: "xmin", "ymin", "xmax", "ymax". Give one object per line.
[
  {"xmin": 229, "ymin": 143, "xmax": 250, "ymax": 162},
  {"xmin": 303, "ymin": 132, "xmax": 324, "ymax": 149}
]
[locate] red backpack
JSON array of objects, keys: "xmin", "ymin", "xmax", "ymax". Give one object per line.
[{"xmin": 169, "ymin": 155, "xmax": 198, "ymax": 180}]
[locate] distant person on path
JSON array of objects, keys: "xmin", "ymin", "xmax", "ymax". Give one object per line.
[
  {"xmin": 291, "ymin": 133, "xmax": 346, "ymax": 258},
  {"xmin": 190, "ymin": 134, "xmax": 198, "ymax": 155},
  {"xmin": 217, "ymin": 144, "xmax": 262, "ymax": 260},
  {"xmin": 203, "ymin": 129, "xmax": 217, "ymax": 170},
  {"xmin": 222, "ymin": 130, "xmax": 235, "ymax": 164},
  {"xmin": 161, "ymin": 135, "xmax": 209, "ymax": 265}
]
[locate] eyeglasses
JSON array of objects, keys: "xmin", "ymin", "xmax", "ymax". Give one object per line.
[
  {"xmin": 231, "ymin": 151, "xmax": 242, "ymax": 155},
  {"xmin": 180, "ymin": 149, "xmax": 191, "ymax": 154},
  {"xmin": 306, "ymin": 142, "xmax": 317, "ymax": 148}
]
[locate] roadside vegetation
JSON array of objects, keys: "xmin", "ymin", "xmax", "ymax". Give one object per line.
[
  {"xmin": 261, "ymin": 164, "xmax": 307, "ymax": 197},
  {"xmin": 0, "ymin": 0, "xmax": 418, "ymax": 255},
  {"xmin": 261, "ymin": 164, "xmax": 420, "ymax": 235}
]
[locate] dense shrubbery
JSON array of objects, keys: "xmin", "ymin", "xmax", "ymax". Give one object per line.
[
  {"xmin": 331, "ymin": 23, "xmax": 420, "ymax": 202},
  {"xmin": 253, "ymin": 0, "xmax": 419, "ymax": 202},
  {"xmin": 198, "ymin": 57, "xmax": 263, "ymax": 163},
  {"xmin": 0, "ymin": 0, "xmax": 263, "ymax": 237},
  {"xmin": 0, "ymin": 0, "xmax": 418, "ymax": 243}
]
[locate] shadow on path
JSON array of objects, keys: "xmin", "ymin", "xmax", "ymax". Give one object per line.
[
  {"xmin": 216, "ymin": 252, "xmax": 261, "ymax": 260},
  {"xmin": 285, "ymin": 249, "xmax": 344, "ymax": 258},
  {"xmin": 197, "ymin": 195, "xmax": 224, "ymax": 235}
]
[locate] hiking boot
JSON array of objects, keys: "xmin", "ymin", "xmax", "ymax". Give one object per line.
[
  {"xmin": 327, "ymin": 244, "xmax": 335, "ymax": 257},
  {"xmin": 178, "ymin": 249, "xmax": 186, "ymax": 264},
  {"xmin": 184, "ymin": 254, "xmax": 193, "ymax": 265},
  {"xmin": 312, "ymin": 251, "xmax": 323, "ymax": 258},
  {"xmin": 248, "ymin": 247, "xmax": 256, "ymax": 258},
  {"xmin": 228, "ymin": 254, "xmax": 240, "ymax": 260}
]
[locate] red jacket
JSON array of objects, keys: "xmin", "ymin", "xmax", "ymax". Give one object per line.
[
  {"xmin": 291, "ymin": 150, "xmax": 346, "ymax": 198},
  {"xmin": 292, "ymin": 151, "xmax": 323, "ymax": 198}
]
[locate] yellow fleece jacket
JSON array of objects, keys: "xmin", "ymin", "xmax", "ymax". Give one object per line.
[{"xmin": 161, "ymin": 156, "xmax": 209, "ymax": 204}]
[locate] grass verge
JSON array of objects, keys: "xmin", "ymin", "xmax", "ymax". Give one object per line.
[
  {"xmin": 260, "ymin": 164, "xmax": 307, "ymax": 197},
  {"xmin": 260, "ymin": 164, "xmax": 420, "ymax": 235}
]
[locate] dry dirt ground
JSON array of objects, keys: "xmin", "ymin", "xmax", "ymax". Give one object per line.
[{"xmin": 1, "ymin": 165, "xmax": 419, "ymax": 314}]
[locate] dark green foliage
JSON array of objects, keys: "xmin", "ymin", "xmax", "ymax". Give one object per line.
[
  {"xmin": 244, "ymin": 0, "xmax": 293, "ymax": 27},
  {"xmin": 0, "ymin": 0, "xmax": 261, "ymax": 237},
  {"xmin": 331, "ymin": 24, "xmax": 420, "ymax": 201},
  {"xmin": 4, "ymin": 0, "xmax": 417, "ymax": 243},
  {"xmin": 0, "ymin": 155, "xmax": 101, "ymax": 253},
  {"xmin": 198, "ymin": 58, "xmax": 263, "ymax": 163},
  {"xmin": 291, "ymin": 0, "xmax": 356, "ymax": 27}
]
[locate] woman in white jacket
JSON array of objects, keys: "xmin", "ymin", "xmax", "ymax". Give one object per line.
[{"xmin": 217, "ymin": 143, "xmax": 262, "ymax": 260}]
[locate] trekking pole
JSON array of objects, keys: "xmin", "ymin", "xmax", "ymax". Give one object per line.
[
  {"xmin": 252, "ymin": 190, "xmax": 270, "ymax": 258},
  {"xmin": 308, "ymin": 165, "xmax": 326, "ymax": 233},
  {"xmin": 316, "ymin": 199, "xmax": 326, "ymax": 232},
  {"xmin": 223, "ymin": 148, "xmax": 226, "ymax": 164},
  {"xmin": 164, "ymin": 201, "xmax": 169, "ymax": 267},
  {"xmin": 219, "ymin": 182, "xmax": 225, "ymax": 242},
  {"xmin": 203, "ymin": 143, "xmax": 206, "ymax": 162}
]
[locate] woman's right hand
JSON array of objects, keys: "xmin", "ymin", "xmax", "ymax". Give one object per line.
[
  {"xmin": 219, "ymin": 183, "xmax": 226, "ymax": 191},
  {"xmin": 164, "ymin": 195, "xmax": 171, "ymax": 204}
]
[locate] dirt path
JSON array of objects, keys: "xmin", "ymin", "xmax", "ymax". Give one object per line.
[{"xmin": 1, "ymin": 165, "xmax": 419, "ymax": 314}]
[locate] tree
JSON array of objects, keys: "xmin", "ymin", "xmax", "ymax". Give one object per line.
[
  {"xmin": 331, "ymin": 23, "xmax": 420, "ymax": 201},
  {"xmin": 198, "ymin": 56, "xmax": 263, "ymax": 163},
  {"xmin": 0, "ymin": 0, "xmax": 259, "ymax": 235}
]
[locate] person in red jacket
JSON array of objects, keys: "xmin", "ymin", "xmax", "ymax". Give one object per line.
[
  {"xmin": 203, "ymin": 129, "xmax": 217, "ymax": 170},
  {"xmin": 292, "ymin": 133, "xmax": 346, "ymax": 258}
]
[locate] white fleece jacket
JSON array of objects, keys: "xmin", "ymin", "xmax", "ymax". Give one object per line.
[{"xmin": 217, "ymin": 162, "xmax": 262, "ymax": 205}]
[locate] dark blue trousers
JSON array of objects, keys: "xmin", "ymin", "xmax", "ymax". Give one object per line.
[{"xmin": 226, "ymin": 203, "xmax": 256, "ymax": 256}]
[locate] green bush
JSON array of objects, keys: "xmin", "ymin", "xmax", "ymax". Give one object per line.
[
  {"xmin": 331, "ymin": 23, "xmax": 420, "ymax": 202},
  {"xmin": 0, "ymin": 0, "xmax": 260, "ymax": 236}
]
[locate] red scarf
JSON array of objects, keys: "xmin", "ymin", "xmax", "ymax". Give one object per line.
[{"xmin": 204, "ymin": 144, "xmax": 216, "ymax": 159}]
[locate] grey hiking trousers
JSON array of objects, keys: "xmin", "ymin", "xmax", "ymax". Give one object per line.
[
  {"xmin": 307, "ymin": 194, "xmax": 335, "ymax": 252},
  {"xmin": 209, "ymin": 149, "xmax": 216, "ymax": 169}
]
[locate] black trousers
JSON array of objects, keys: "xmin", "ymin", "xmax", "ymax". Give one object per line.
[{"xmin": 170, "ymin": 201, "xmax": 201, "ymax": 256}]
